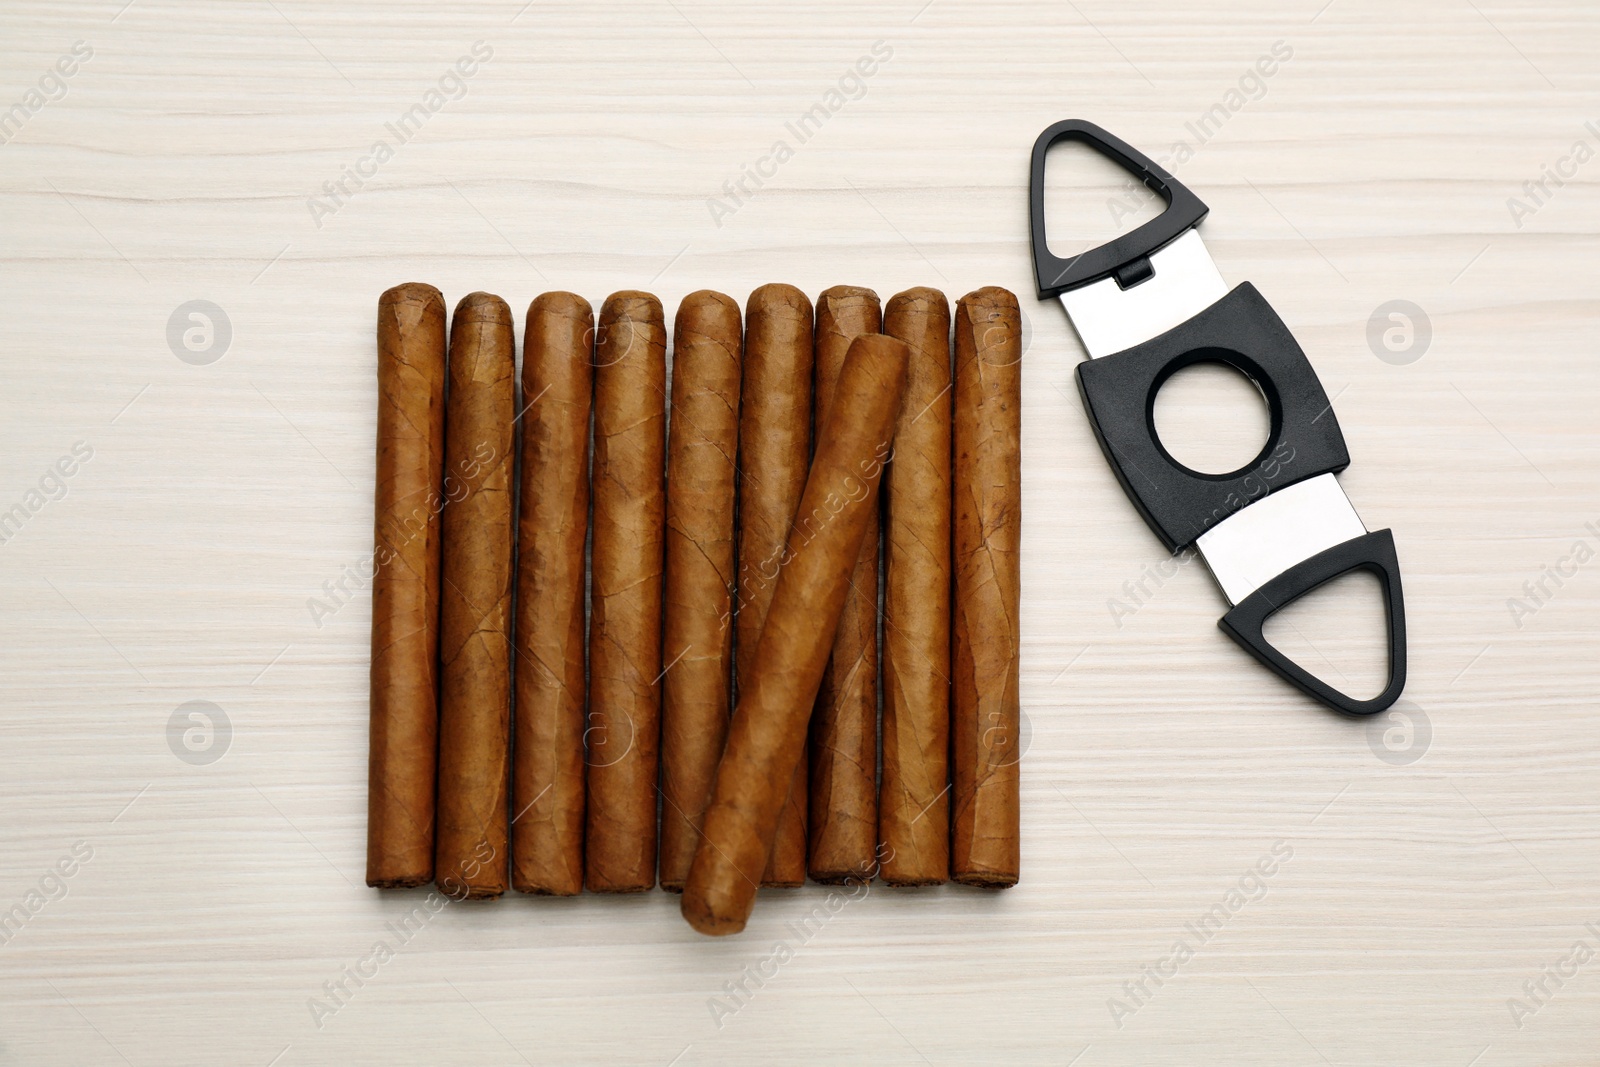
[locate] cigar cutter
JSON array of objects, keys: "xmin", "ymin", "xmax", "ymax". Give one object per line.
[{"xmin": 1028, "ymin": 119, "xmax": 1406, "ymax": 716}]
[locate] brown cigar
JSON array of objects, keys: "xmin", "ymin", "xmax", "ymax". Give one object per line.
[
  {"xmin": 808, "ymin": 286, "xmax": 883, "ymax": 884},
  {"xmin": 368, "ymin": 283, "xmax": 446, "ymax": 889},
  {"xmin": 737, "ymin": 284, "xmax": 815, "ymax": 888},
  {"xmin": 659, "ymin": 291, "xmax": 743, "ymax": 892},
  {"xmin": 951, "ymin": 288, "xmax": 1022, "ymax": 889},
  {"xmin": 879, "ymin": 288, "xmax": 952, "ymax": 887},
  {"xmin": 682, "ymin": 333, "xmax": 910, "ymax": 935},
  {"xmin": 511, "ymin": 293, "xmax": 593, "ymax": 896},
  {"xmin": 586, "ymin": 291, "xmax": 667, "ymax": 892},
  {"xmin": 434, "ymin": 293, "xmax": 515, "ymax": 900}
]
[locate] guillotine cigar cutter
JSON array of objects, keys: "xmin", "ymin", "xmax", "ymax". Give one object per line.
[{"xmin": 1029, "ymin": 119, "xmax": 1406, "ymax": 716}]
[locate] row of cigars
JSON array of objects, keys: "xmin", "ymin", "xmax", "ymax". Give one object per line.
[{"xmin": 368, "ymin": 282, "xmax": 1021, "ymax": 934}]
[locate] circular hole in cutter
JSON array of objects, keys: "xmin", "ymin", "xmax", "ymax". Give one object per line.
[{"xmin": 1148, "ymin": 352, "xmax": 1278, "ymax": 478}]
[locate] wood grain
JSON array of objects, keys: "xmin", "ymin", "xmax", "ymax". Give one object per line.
[{"xmin": 1, "ymin": 1, "xmax": 1597, "ymax": 1063}]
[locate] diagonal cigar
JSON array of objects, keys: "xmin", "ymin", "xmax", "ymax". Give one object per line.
[
  {"xmin": 368, "ymin": 282, "xmax": 447, "ymax": 889},
  {"xmin": 435, "ymin": 293, "xmax": 516, "ymax": 900},
  {"xmin": 682, "ymin": 333, "xmax": 910, "ymax": 936},
  {"xmin": 808, "ymin": 286, "xmax": 884, "ymax": 885},
  {"xmin": 659, "ymin": 291, "xmax": 743, "ymax": 892},
  {"xmin": 951, "ymin": 287, "xmax": 1022, "ymax": 889}
]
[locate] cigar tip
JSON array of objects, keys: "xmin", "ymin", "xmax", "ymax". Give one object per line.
[
  {"xmin": 842, "ymin": 334, "xmax": 911, "ymax": 403},
  {"xmin": 453, "ymin": 887, "xmax": 507, "ymax": 901},
  {"xmin": 453, "ymin": 291, "xmax": 512, "ymax": 324},
  {"xmin": 512, "ymin": 882, "xmax": 583, "ymax": 897},
  {"xmin": 747, "ymin": 282, "xmax": 812, "ymax": 314},
  {"xmin": 957, "ymin": 286, "xmax": 1020, "ymax": 313},
  {"xmin": 379, "ymin": 282, "xmax": 444, "ymax": 309},
  {"xmin": 952, "ymin": 870, "xmax": 1020, "ymax": 889},
  {"xmin": 601, "ymin": 290, "xmax": 664, "ymax": 319},
  {"xmin": 528, "ymin": 291, "xmax": 594, "ymax": 320},
  {"xmin": 887, "ymin": 286, "xmax": 949, "ymax": 313},
  {"xmin": 680, "ymin": 891, "xmax": 747, "ymax": 936},
  {"xmin": 366, "ymin": 873, "xmax": 432, "ymax": 890},
  {"xmin": 818, "ymin": 284, "xmax": 880, "ymax": 307},
  {"xmin": 679, "ymin": 289, "xmax": 739, "ymax": 314},
  {"xmin": 675, "ymin": 291, "xmax": 741, "ymax": 339},
  {"xmin": 586, "ymin": 883, "xmax": 656, "ymax": 894}
]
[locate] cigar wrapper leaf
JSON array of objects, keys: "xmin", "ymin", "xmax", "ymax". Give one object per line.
[
  {"xmin": 951, "ymin": 287, "xmax": 1023, "ymax": 889},
  {"xmin": 682, "ymin": 332, "xmax": 911, "ymax": 935},
  {"xmin": 369, "ymin": 282, "xmax": 447, "ymax": 889}
]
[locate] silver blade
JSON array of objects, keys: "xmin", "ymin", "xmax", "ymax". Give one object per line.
[
  {"xmin": 1196, "ymin": 474, "xmax": 1367, "ymax": 606},
  {"xmin": 1058, "ymin": 229, "xmax": 1228, "ymax": 359}
]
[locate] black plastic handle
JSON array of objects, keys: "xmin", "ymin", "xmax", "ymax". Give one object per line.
[
  {"xmin": 1218, "ymin": 529, "xmax": 1408, "ymax": 717},
  {"xmin": 1075, "ymin": 283, "xmax": 1351, "ymax": 551},
  {"xmin": 1029, "ymin": 119, "xmax": 1209, "ymax": 298}
]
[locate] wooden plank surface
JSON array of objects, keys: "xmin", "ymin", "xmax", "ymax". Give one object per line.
[{"xmin": 1, "ymin": 1, "xmax": 1597, "ymax": 1063}]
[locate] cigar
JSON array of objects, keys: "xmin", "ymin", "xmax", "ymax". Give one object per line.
[
  {"xmin": 951, "ymin": 288, "xmax": 1022, "ymax": 889},
  {"xmin": 433, "ymin": 293, "xmax": 515, "ymax": 900},
  {"xmin": 682, "ymin": 333, "xmax": 911, "ymax": 935},
  {"xmin": 808, "ymin": 286, "xmax": 884, "ymax": 884},
  {"xmin": 736, "ymin": 284, "xmax": 814, "ymax": 888},
  {"xmin": 368, "ymin": 282, "xmax": 447, "ymax": 889},
  {"xmin": 511, "ymin": 293, "xmax": 593, "ymax": 896},
  {"xmin": 585, "ymin": 291, "xmax": 668, "ymax": 892},
  {"xmin": 879, "ymin": 288, "xmax": 952, "ymax": 887},
  {"xmin": 659, "ymin": 291, "xmax": 743, "ymax": 892}
]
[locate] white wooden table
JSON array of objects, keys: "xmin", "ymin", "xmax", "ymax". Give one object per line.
[{"xmin": 2, "ymin": 1, "xmax": 1597, "ymax": 1063}]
